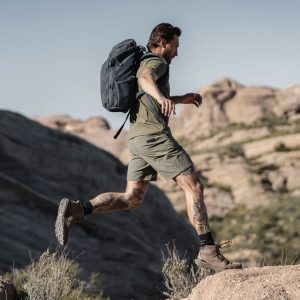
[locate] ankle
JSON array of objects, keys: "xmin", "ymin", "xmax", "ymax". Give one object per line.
[
  {"xmin": 79, "ymin": 200, "xmax": 93, "ymax": 215},
  {"xmin": 198, "ymin": 232, "xmax": 215, "ymax": 248}
]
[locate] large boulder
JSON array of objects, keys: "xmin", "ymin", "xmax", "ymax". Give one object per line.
[
  {"xmin": 183, "ymin": 265, "xmax": 300, "ymax": 300},
  {"xmin": 0, "ymin": 110, "xmax": 199, "ymax": 300}
]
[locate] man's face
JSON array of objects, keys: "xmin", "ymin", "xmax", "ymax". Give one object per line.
[{"xmin": 163, "ymin": 35, "xmax": 179, "ymax": 64}]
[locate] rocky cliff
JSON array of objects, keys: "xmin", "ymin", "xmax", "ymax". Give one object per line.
[{"xmin": 0, "ymin": 110, "xmax": 199, "ymax": 300}]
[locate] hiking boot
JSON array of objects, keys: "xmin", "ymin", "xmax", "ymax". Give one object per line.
[
  {"xmin": 195, "ymin": 240, "xmax": 242, "ymax": 272},
  {"xmin": 55, "ymin": 198, "xmax": 84, "ymax": 246}
]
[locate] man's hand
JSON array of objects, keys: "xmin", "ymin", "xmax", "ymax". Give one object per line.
[
  {"xmin": 157, "ymin": 96, "xmax": 176, "ymax": 116},
  {"xmin": 181, "ymin": 93, "xmax": 202, "ymax": 107}
]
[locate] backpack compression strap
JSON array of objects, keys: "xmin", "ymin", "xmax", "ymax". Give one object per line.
[{"xmin": 113, "ymin": 111, "xmax": 131, "ymax": 139}]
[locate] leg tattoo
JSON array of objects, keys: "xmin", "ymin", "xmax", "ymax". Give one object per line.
[
  {"xmin": 192, "ymin": 197, "xmax": 210, "ymax": 234},
  {"xmin": 175, "ymin": 171, "xmax": 210, "ymax": 234},
  {"xmin": 90, "ymin": 181, "xmax": 149, "ymax": 214}
]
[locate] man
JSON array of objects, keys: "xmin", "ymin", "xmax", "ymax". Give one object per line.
[{"xmin": 55, "ymin": 23, "xmax": 242, "ymax": 272}]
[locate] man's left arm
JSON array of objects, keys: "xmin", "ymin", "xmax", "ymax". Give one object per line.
[{"xmin": 170, "ymin": 93, "xmax": 202, "ymax": 108}]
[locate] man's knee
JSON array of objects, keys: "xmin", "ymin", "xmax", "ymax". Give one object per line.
[
  {"xmin": 176, "ymin": 169, "xmax": 204, "ymax": 197},
  {"xmin": 126, "ymin": 181, "xmax": 149, "ymax": 209},
  {"xmin": 127, "ymin": 189, "xmax": 145, "ymax": 208}
]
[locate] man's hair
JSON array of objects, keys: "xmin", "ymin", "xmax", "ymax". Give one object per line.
[{"xmin": 147, "ymin": 23, "xmax": 181, "ymax": 51}]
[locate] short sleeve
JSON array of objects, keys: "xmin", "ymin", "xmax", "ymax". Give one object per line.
[{"xmin": 138, "ymin": 58, "xmax": 168, "ymax": 81}]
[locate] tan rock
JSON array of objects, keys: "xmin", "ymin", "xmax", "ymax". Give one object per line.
[
  {"xmin": 184, "ymin": 265, "xmax": 300, "ymax": 300},
  {"xmin": 192, "ymin": 127, "xmax": 271, "ymax": 153},
  {"xmin": 34, "ymin": 115, "xmax": 129, "ymax": 164},
  {"xmin": 170, "ymin": 78, "xmax": 242, "ymax": 139},
  {"xmin": 274, "ymin": 84, "xmax": 300, "ymax": 118},
  {"xmin": 224, "ymin": 86, "xmax": 277, "ymax": 125},
  {"xmin": 198, "ymin": 157, "xmax": 274, "ymax": 208},
  {"xmin": 242, "ymin": 133, "xmax": 300, "ymax": 159},
  {"xmin": 256, "ymin": 150, "xmax": 300, "ymax": 166},
  {"xmin": 204, "ymin": 187, "xmax": 234, "ymax": 217}
]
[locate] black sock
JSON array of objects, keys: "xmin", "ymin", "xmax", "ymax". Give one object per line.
[
  {"xmin": 80, "ymin": 200, "xmax": 93, "ymax": 215},
  {"xmin": 199, "ymin": 232, "xmax": 215, "ymax": 247}
]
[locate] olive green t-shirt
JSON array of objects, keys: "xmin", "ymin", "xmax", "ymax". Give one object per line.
[{"xmin": 128, "ymin": 56, "xmax": 170, "ymax": 139}]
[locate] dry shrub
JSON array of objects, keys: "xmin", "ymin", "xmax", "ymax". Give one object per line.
[
  {"xmin": 25, "ymin": 249, "xmax": 84, "ymax": 300},
  {"xmin": 162, "ymin": 245, "xmax": 214, "ymax": 299},
  {"xmin": 5, "ymin": 249, "xmax": 107, "ymax": 300}
]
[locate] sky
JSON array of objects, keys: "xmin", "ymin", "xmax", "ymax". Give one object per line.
[{"xmin": 1, "ymin": 0, "xmax": 299, "ymax": 129}]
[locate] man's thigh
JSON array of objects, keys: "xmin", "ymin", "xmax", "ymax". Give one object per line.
[
  {"xmin": 128, "ymin": 132, "xmax": 194, "ymax": 181},
  {"xmin": 127, "ymin": 154, "xmax": 158, "ymax": 181}
]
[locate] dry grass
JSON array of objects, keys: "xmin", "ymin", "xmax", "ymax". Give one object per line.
[
  {"xmin": 162, "ymin": 245, "xmax": 214, "ymax": 299},
  {"xmin": 5, "ymin": 249, "xmax": 107, "ymax": 300}
]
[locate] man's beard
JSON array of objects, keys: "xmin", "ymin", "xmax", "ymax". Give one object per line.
[{"xmin": 163, "ymin": 54, "xmax": 171, "ymax": 65}]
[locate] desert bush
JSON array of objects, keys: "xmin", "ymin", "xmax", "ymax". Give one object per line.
[
  {"xmin": 162, "ymin": 245, "xmax": 214, "ymax": 299},
  {"xmin": 4, "ymin": 249, "xmax": 107, "ymax": 300},
  {"xmin": 256, "ymin": 113, "xmax": 289, "ymax": 128}
]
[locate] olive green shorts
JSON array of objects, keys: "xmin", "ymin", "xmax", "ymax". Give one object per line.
[{"xmin": 127, "ymin": 131, "xmax": 194, "ymax": 181}]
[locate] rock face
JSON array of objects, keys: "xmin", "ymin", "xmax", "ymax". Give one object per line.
[
  {"xmin": 183, "ymin": 265, "xmax": 300, "ymax": 300},
  {"xmin": 171, "ymin": 79, "xmax": 300, "ymax": 139},
  {"xmin": 0, "ymin": 110, "xmax": 199, "ymax": 300}
]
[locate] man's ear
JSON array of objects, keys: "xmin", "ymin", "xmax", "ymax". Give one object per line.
[
  {"xmin": 161, "ymin": 39, "xmax": 167, "ymax": 48},
  {"xmin": 158, "ymin": 38, "xmax": 167, "ymax": 49}
]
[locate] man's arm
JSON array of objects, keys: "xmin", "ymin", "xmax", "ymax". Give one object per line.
[
  {"xmin": 138, "ymin": 69, "xmax": 175, "ymax": 117},
  {"xmin": 170, "ymin": 93, "xmax": 202, "ymax": 108}
]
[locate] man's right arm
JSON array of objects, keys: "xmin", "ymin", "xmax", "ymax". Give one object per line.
[{"xmin": 138, "ymin": 68, "xmax": 175, "ymax": 117}]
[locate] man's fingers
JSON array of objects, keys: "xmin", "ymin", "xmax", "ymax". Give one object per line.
[
  {"xmin": 193, "ymin": 100, "xmax": 200, "ymax": 107},
  {"xmin": 160, "ymin": 99, "xmax": 175, "ymax": 116},
  {"xmin": 165, "ymin": 100, "xmax": 172, "ymax": 116},
  {"xmin": 161, "ymin": 101, "xmax": 166, "ymax": 115}
]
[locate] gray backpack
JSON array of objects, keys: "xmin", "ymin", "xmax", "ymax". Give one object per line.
[{"xmin": 100, "ymin": 39, "xmax": 169, "ymax": 138}]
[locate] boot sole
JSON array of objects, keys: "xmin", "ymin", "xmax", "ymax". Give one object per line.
[
  {"xmin": 195, "ymin": 259, "xmax": 223, "ymax": 272},
  {"xmin": 194, "ymin": 259, "xmax": 242, "ymax": 272},
  {"xmin": 55, "ymin": 198, "xmax": 70, "ymax": 246}
]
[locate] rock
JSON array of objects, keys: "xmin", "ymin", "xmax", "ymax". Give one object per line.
[
  {"xmin": 242, "ymin": 133, "xmax": 300, "ymax": 159},
  {"xmin": 35, "ymin": 115, "xmax": 110, "ymax": 130},
  {"xmin": 0, "ymin": 278, "xmax": 16, "ymax": 300},
  {"xmin": 224, "ymin": 86, "xmax": 277, "ymax": 125},
  {"xmin": 274, "ymin": 85, "xmax": 300, "ymax": 118},
  {"xmin": 195, "ymin": 156, "xmax": 274, "ymax": 208},
  {"xmin": 171, "ymin": 80, "xmax": 299, "ymax": 144},
  {"xmin": 35, "ymin": 115, "xmax": 129, "ymax": 164},
  {"xmin": 183, "ymin": 265, "xmax": 300, "ymax": 300},
  {"xmin": 191, "ymin": 127, "xmax": 271, "ymax": 153},
  {"xmin": 170, "ymin": 78, "xmax": 242, "ymax": 139},
  {"xmin": 0, "ymin": 110, "xmax": 199, "ymax": 300},
  {"xmin": 203, "ymin": 187, "xmax": 235, "ymax": 217}
]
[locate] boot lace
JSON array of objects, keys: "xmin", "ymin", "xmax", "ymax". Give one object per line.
[{"xmin": 215, "ymin": 240, "xmax": 232, "ymax": 264}]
